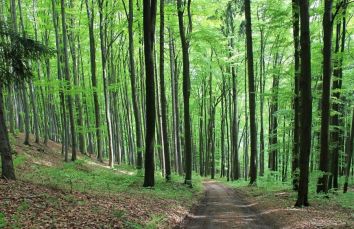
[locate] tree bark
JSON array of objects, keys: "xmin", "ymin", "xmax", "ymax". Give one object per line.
[
  {"xmin": 127, "ymin": 0, "xmax": 144, "ymax": 170},
  {"xmin": 292, "ymin": 0, "xmax": 300, "ymax": 191},
  {"xmin": 159, "ymin": 0, "xmax": 171, "ymax": 181},
  {"xmin": 85, "ymin": 0, "xmax": 103, "ymax": 162},
  {"xmin": 177, "ymin": 0, "xmax": 193, "ymax": 187},
  {"xmin": 0, "ymin": 87, "xmax": 16, "ymax": 180},
  {"xmin": 244, "ymin": 0, "xmax": 257, "ymax": 185},
  {"xmin": 143, "ymin": 0, "xmax": 157, "ymax": 187},
  {"xmin": 295, "ymin": 0, "xmax": 312, "ymax": 207},
  {"xmin": 317, "ymin": 0, "xmax": 333, "ymax": 194},
  {"xmin": 60, "ymin": 0, "xmax": 77, "ymax": 161}
]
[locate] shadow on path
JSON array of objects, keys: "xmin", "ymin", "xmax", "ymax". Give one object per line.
[{"xmin": 176, "ymin": 181, "xmax": 278, "ymax": 229}]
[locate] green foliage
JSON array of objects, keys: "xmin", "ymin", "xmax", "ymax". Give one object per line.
[
  {"xmin": 146, "ymin": 215, "xmax": 165, "ymax": 229},
  {"xmin": 0, "ymin": 212, "xmax": 6, "ymax": 228},
  {"xmin": 21, "ymin": 159, "xmax": 202, "ymax": 201},
  {"xmin": 0, "ymin": 20, "xmax": 54, "ymax": 85}
]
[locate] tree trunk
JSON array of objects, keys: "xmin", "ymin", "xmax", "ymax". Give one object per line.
[
  {"xmin": 295, "ymin": 0, "xmax": 312, "ymax": 207},
  {"xmin": 292, "ymin": 0, "xmax": 300, "ymax": 191},
  {"xmin": 128, "ymin": 0, "xmax": 144, "ymax": 170},
  {"xmin": 0, "ymin": 87, "xmax": 16, "ymax": 180},
  {"xmin": 244, "ymin": 0, "xmax": 257, "ymax": 185},
  {"xmin": 343, "ymin": 109, "xmax": 353, "ymax": 193},
  {"xmin": 85, "ymin": 0, "xmax": 103, "ymax": 162},
  {"xmin": 143, "ymin": 0, "xmax": 157, "ymax": 187},
  {"xmin": 60, "ymin": 0, "xmax": 77, "ymax": 161},
  {"xmin": 98, "ymin": 0, "xmax": 114, "ymax": 168},
  {"xmin": 177, "ymin": 0, "xmax": 193, "ymax": 186},
  {"xmin": 317, "ymin": 0, "xmax": 333, "ymax": 194},
  {"xmin": 159, "ymin": 0, "xmax": 171, "ymax": 181}
]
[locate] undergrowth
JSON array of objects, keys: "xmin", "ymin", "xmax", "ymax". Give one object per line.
[
  {"xmin": 218, "ymin": 170, "xmax": 354, "ymax": 210},
  {"xmin": 17, "ymin": 157, "xmax": 202, "ymax": 202}
]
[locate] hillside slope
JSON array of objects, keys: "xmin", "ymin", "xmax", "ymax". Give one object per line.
[{"xmin": 0, "ymin": 134, "xmax": 202, "ymax": 228}]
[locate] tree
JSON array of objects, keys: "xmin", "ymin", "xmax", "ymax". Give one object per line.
[
  {"xmin": 244, "ymin": 0, "xmax": 257, "ymax": 185},
  {"xmin": 292, "ymin": 0, "xmax": 300, "ymax": 191},
  {"xmin": 343, "ymin": 108, "xmax": 353, "ymax": 193},
  {"xmin": 159, "ymin": 0, "xmax": 171, "ymax": 181},
  {"xmin": 143, "ymin": 0, "xmax": 157, "ymax": 187},
  {"xmin": 126, "ymin": 0, "xmax": 144, "ymax": 170},
  {"xmin": 317, "ymin": 0, "xmax": 333, "ymax": 194},
  {"xmin": 0, "ymin": 20, "xmax": 52, "ymax": 180},
  {"xmin": 98, "ymin": 0, "xmax": 114, "ymax": 168},
  {"xmin": 0, "ymin": 88, "xmax": 16, "ymax": 180},
  {"xmin": 177, "ymin": 0, "xmax": 193, "ymax": 187},
  {"xmin": 295, "ymin": 0, "xmax": 312, "ymax": 207},
  {"xmin": 60, "ymin": 0, "xmax": 77, "ymax": 161},
  {"xmin": 85, "ymin": 0, "xmax": 103, "ymax": 162}
]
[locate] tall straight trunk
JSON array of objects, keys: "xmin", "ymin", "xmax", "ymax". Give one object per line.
[
  {"xmin": 169, "ymin": 29, "xmax": 182, "ymax": 174},
  {"xmin": 199, "ymin": 98, "xmax": 204, "ymax": 176},
  {"xmin": 159, "ymin": 0, "xmax": 171, "ymax": 180},
  {"xmin": 295, "ymin": 0, "xmax": 312, "ymax": 207},
  {"xmin": 68, "ymin": 1, "xmax": 86, "ymax": 155},
  {"xmin": 343, "ymin": 109, "xmax": 354, "ymax": 193},
  {"xmin": 220, "ymin": 76, "xmax": 225, "ymax": 177},
  {"xmin": 22, "ymin": 85, "xmax": 30, "ymax": 145},
  {"xmin": 269, "ymin": 63, "xmax": 279, "ymax": 172},
  {"xmin": 0, "ymin": 87, "xmax": 16, "ymax": 180},
  {"xmin": 244, "ymin": 0, "xmax": 257, "ymax": 184},
  {"xmin": 17, "ymin": 0, "xmax": 30, "ymax": 145},
  {"xmin": 60, "ymin": 0, "xmax": 77, "ymax": 161},
  {"xmin": 330, "ymin": 2, "xmax": 346, "ymax": 190},
  {"xmin": 292, "ymin": 0, "xmax": 300, "ymax": 191},
  {"xmin": 143, "ymin": 0, "xmax": 157, "ymax": 187},
  {"xmin": 259, "ymin": 27, "xmax": 265, "ymax": 177},
  {"xmin": 8, "ymin": 0, "xmax": 16, "ymax": 135},
  {"xmin": 128, "ymin": 0, "xmax": 143, "ymax": 169},
  {"xmin": 317, "ymin": 0, "xmax": 333, "ymax": 194},
  {"xmin": 85, "ymin": 0, "xmax": 103, "ymax": 162},
  {"xmin": 98, "ymin": 0, "xmax": 114, "ymax": 168},
  {"xmin": 177, "ymin": 0, "xmax": 193, "ymax": 187},
  {"xmin": 52, "ymin": 0, "xmax": 68, "ymax": 158},
  {"xmin": 232, "ymin": 66, "xmax": 240, "ymax": 180},
  {"xmin": 29, "ymin": 81, "xmax": 40, "ymax": 143}
]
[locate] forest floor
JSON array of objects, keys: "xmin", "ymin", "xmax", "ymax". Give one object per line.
[
  {"xmin": 1, "ymin": 134, "xmax": 353, "ymax": 228},
  {"xmin": 0, "ymin": 134, "xmax": 203, "ymax": 228},
  {"xmin": 178, "ymin": 181, "xmax": 354, "ymax": 229}
]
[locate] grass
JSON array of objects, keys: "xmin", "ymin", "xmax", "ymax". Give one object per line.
[
  {"xmin": 218, "ymin": 170, "xmax": 354, "ymax": 210},
  {"xmin": 17, "ymin": 158, "xmax": 202, "ymax": 204},
  {"xmin": 0, "ymin": 212, "xmax": 6, "ymax": 228}
]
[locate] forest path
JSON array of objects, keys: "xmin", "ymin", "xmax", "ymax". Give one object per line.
[{"xmin": 178, "ymin": 181, "xmax": 277, "ymax": 229}]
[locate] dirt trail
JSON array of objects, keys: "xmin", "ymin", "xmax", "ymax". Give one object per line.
[{"xmin": 178, "ymin": 181, "xmax": 277, "ymax": 229}]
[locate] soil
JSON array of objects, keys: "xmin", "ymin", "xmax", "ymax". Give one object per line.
[{"xmin": 178, "ymin": 181, "xmax": 277, "ymax": 229}]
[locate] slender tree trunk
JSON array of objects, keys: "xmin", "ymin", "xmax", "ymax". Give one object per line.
[
  {"xmin": 330, "ymin": 2, "xmax": 346, "ymax": 190},
  {"xmin": 177, "ymin": 0, "xmax": 193, "ymax": 187},
  {"xmin": 85, "ymin": 0, "xmax": 103, "ymax": 162},
  {"xmin": 52, "ymin": 0, "xmax": 68, "ymax": 159},
  {"xmin": 60, "ymin": 0, "xmax": 77, "ymax": 161},
  {"xmin": 0, "ymin": 87, "xmax": 16, "ymax": 180},
  {"xmin": 244, "ymin": 0, "xmax": 257, "ymax": 184},
  {"xmin": 159, "ymin": 0, "xmax": 171, "ymax": 181},
  {"xmin": 295, "ymin": 0, "xmax": 312, "ymax": 207},
  {"xmin": 343, "ymin": 109, "xmax": 354, "ymax": 193},
  {"xmin": 128, "ymin": 0, "xmax": 143, "ymax": 169},
  {"xmin": 98, "ymin": 0, "xmax": 114, "ymax": 168},
  {"xmin": 317, "ymin": 0, "xmax": 333, "ymax": 194},
  {"xmin": 232, "ymin": 66, "xmax": 240, "ymax": 180},
  {"xmin": 292, "ymin": 0, "xmax": 300, "ymax": 191},
  {"xmin": 143, "ymin": 0, "xmax": 157, "ymax": 187}
]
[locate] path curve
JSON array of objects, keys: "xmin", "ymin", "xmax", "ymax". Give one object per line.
[{"xmin": 177, "ymin": 181, "xmax": 277, "ymax": 229}]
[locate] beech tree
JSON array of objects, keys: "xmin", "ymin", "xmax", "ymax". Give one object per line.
[{"xmin": 143, "ymin": 0, "xmax": 157, "ymax": 187}]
